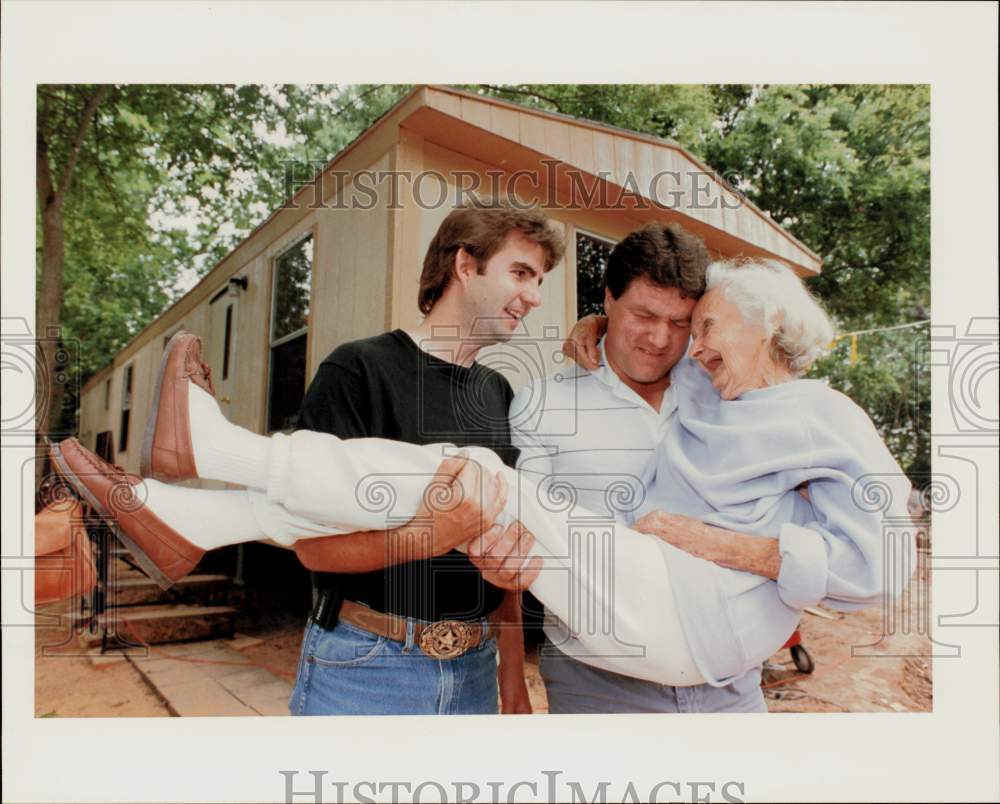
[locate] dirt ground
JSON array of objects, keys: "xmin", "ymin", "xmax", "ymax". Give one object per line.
[
  {"xmin": 34, "ymin": 603, "xmax": 170, "ymax": 717},
  {"xmin": 34, "ymin": 552, "xmax": 932, "ymax": 716},
  {"xmin": 762, "ymin": 546, "xmax": 933, "ymax": 713}
]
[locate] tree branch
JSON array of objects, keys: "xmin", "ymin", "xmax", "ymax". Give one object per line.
[
  {"xmin": 820, "ymin": 235, "xmax": 906, "ymax": 279},
  {"xmin": 340, "ymin": 84, "xmax": 387, "ymax": 114},
  {"xmin": 478, "ymin": 84, "xmax": 569, "ymax": 115},
  {"xmin": 91, "ymin": 120, "xmax": 128, "ymax": 221},
  {"xmin": 37, "ymin": 122, "xmax": 56, "ymax": 210},
  {"xmin": 55, "ymin": 84, "xmax": 111, "ymax": 199}
]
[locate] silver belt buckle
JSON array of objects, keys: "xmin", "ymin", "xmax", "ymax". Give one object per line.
[{"xmin": 419, "ymin": 620, "xmax": 475, "ymax": 659}]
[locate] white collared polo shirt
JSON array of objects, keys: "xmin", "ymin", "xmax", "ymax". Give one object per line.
[{"xmin": 509, "ymin": 339, "xmax": 679, "ymax": 658}]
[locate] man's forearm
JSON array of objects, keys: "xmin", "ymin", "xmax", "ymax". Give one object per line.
[
  {"xmin": 495, "ymin": 590, "xmax": 531, "ymax": 713},
  {"xmin": 496, "ymin": 590, "xmax": 526, "ymax": 663},
  {"xmin": 293, "ymin": 521, "xmax": 438, "ymax": 573}
]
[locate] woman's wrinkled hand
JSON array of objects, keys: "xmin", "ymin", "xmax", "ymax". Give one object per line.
[
  {"xmin": 633, "ymin": 509, "xmax": 718, "ymax": 561},
  {"xmin": 634, "ymin": 510, "xmax": 782, "ymax": 580},
  {"xmin": 561, "ymin": 314, "xmax": 608, "ymax": 371}
]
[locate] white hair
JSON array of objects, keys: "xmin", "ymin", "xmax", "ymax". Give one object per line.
[{"xmin": 705, "ymin": 259, "xmax": 835, "ymax": 376}]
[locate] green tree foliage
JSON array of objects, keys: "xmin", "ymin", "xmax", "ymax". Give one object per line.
[{"xmin": 37, "ymin": 84, "xmax": 410, "ymax": 439}]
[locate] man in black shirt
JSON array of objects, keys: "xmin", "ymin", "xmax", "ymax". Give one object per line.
[{"xmin": 289, "ymin": 199, "xmax": 565, "ymax": 715}]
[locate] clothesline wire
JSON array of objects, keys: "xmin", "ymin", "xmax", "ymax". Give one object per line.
[{"xmin": 832, "ymin": 319, "xmax": 931, "ymax": 340}]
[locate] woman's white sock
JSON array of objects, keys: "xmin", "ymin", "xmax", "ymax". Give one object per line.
[
  {"xmin": 140, "ymin": 480, "xmax": 265, "ymax": 550},
  {"xmin": 189, "ymin": 384, "xmax": 271, "ymax": 490}
]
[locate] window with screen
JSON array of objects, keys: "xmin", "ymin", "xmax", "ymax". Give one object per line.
[
  {"xmin": 119, "ymin": 363, "xmax": 133, "ymax": 453},
  {"xmin": 95, "ymin": 431, "xmax": 114, "ymax": 462},
  {"xmin": 267, "ymin": 235, "xmax": 313, "ymax": 432},
  {"xmin": 576, "ymin": 231, "xmax": 617, "ymax": 317},
  {"xmin": 222, "ymin": 304, "xmax": 233, "ymax": 381}
]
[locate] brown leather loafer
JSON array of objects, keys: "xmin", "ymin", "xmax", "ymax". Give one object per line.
[
  {"xmin": 35, "ymin": 500, "xmax": 97, "ymax": 605},
  {"xmin": 51, "ymin": 438, "xmax": 204, "ymax": 589},
  {"xmin": 140, "ymin": 331, "xmax": 216, "ymax": 483}
]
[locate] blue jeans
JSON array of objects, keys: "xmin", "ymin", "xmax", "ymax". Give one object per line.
[
  {"xmin": 289, "ymin": 618, "xmax": 499, "ymax": 715},
  {"xmin": 539, "ymin": 639, "xmax": 767, "ymax": 713}
]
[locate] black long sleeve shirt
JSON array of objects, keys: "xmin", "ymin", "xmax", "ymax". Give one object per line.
[{"xmin": 297, "ymin": 330, "xmax": 517, "ymax": 621}]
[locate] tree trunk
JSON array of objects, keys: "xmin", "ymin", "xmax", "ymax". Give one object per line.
[
  {"xmin": 34, "ymin": 85, "xmax": 109, "ymax": 492},
  {"xmin": 35, "ymin": 145, "xmax": 66, "ymax": 490},
  {"xmin": 38, "ymin": 199, "xmax": 66, "ymax": 427}
]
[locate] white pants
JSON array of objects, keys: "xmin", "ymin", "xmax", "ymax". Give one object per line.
[{"xmin": 248, "ymin": 430, "xmax": 704, "ymax": 686}]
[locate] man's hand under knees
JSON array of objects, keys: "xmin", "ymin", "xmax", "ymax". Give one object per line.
[
  {"xmin": 420, "ymin": 452, "xmax": 508, "ymax": 556},
  {"xmin": 293, "ymin": 453, "xmax": 507, "ymax": 573},
  {"xmin": 466, "ymin": 521, "xmax": 542, "ymax": 591}
]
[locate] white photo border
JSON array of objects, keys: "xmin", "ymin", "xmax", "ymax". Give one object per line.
[{"xmin": 2, "ymin": 2, "xmax": 997, "ymax": 802}]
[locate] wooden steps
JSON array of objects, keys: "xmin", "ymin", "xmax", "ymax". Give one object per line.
[
  {"xmin": 109, "ymin": 573, "xmax": 232, "ymax": 606},
  {"xmin": 72, "ymin": 479, "xmax": 243, "ymax": 653},
  {"xmin": 74, "ymin": 603, "xmax": 237, "ymax": 648}
]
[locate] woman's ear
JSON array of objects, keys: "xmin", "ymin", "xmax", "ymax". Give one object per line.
[
  {"xmin": 768, "ymin": 324, "xmax": 794, "ymax": 370},
  {"xmin": 765, "ymin": 310, "xmax": 785, "ymax": 345}
]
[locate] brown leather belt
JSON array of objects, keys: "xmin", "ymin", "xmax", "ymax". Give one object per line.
[{"xmin": 338, "ymin": 599, "xmax": 497, "ymax": 660}]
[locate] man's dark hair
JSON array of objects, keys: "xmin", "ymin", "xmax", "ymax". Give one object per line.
[
  {"xmin": 604, "ymin": 222, "xmax": 709, "ymax": 300},
  {"xmin": 418, "ymin": 197, "xmax": 565, "ymax": 315}
]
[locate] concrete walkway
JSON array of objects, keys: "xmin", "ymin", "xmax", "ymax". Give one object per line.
[{"xmin": 126, "ymin": 638, "xmax": 293, "ymax": 716}]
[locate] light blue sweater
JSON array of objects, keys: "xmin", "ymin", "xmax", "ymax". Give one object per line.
[{"xmin": 640, "ymin": 357, "xmax": 915, "ymax": 686}]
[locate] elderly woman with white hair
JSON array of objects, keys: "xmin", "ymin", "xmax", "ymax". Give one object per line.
[{"xmin": 50, "ymin": 259, "xmax": 914, "ymax": 689}]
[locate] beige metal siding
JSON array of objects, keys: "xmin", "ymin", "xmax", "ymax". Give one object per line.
[
  {"xmin": 310, "ymin": 152, "xmax": 393, "ymax": 376},
  {"xmin": 78, "ymin": 150, "xmax": 395, "ymax": 465}
]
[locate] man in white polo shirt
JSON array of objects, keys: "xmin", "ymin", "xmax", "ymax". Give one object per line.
[{"xmin": 510, "ymin": 222, "xmax": 767, "ymax": 713}]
